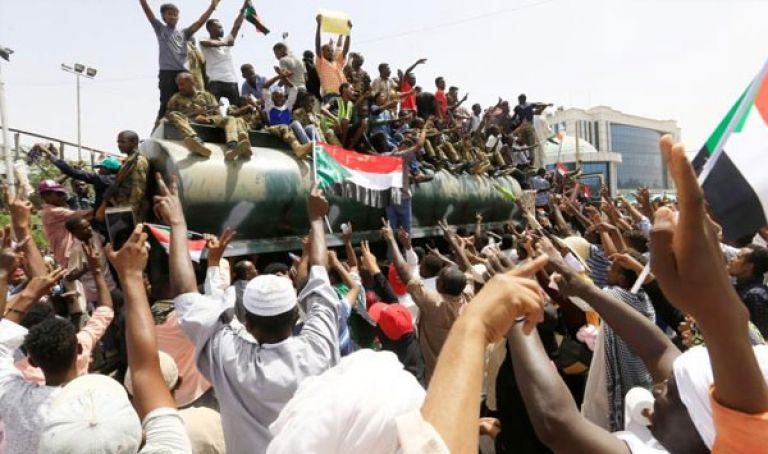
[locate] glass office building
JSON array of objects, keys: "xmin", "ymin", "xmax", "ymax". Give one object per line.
[{"xmin": 610, "ymin": 123, "xmax": 668, "ymax": 189}]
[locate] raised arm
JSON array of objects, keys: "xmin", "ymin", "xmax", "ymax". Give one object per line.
[
  {"xmin": 543, "ymin": 246, "xmax": 679, "ymax": 382},
  {"xmin": 153, "ymin": 173, "xmax": 198, "ymax": 295},
  {"xmin": 106, "ymin": 224, "xmax": 176, "ymax": 419},
  {"xmin": 187, "ymin": 0, "xmax": 220, "ymax": 36},
  {"xmin": 139, "ymin": 0, "xmax": 157, "ymax": 23},
  {"xmin": 341, "ymin": 222, "xmax": 358, "ymax": 270},
  {"xmin": 308, "ymin": 185, "xmax": 329, "ymax": 269},
  {"xmin": 5, "ymin": 188, "xmax": 45, "ymax": 279},
  {"xmin": 329, "ymin": 251, "xmax": 360, "ymax": 303},
  {"xmin": 507, "ymin": 323, "xmax": 630, "ymax": 453},
  {"xmin": 651, "ymin": 135, "xmax": 768, "ymax": 415},
  {"xmin": 83, "ymin": 241, "xmax": 113, "ymax": 310},
  {"xmin": 230, "ymin": 0, "xmax": 248, "ymax": 40},
  {"xmin": 422, "ymin": 256, "xmax": 548, "ymax": 452},
  {"xmin": 382, "ymin": 220, "xmax": 412, "ymax": 284},
  {"xmin": 341, "ymin": 21, "xmax": 352, "ymax": 59},
  {"xmin": 403, "ymin": 58, "xmax": 427, "ymax": 77},
  {"xmin": 314, "ymin": 14, "xmax": 323, "ymax": 57},
  {"xmin": 0, "ymin": 227, "xmax": 25, "ymax": 316}
]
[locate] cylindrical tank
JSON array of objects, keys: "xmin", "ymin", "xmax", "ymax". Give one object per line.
[{"xmin": 142, "ymin": 128, "xmax": 522, "ymax": 254}]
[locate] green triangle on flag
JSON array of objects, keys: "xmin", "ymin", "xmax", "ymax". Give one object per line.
[{"xmin": 315, "ymin": 144, "xmax": 353, "ymax": 189}]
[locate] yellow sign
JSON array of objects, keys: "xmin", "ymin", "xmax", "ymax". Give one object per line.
[{"xmin": 320, "ymin": 10, "xmax": 351, "ymax": 36}]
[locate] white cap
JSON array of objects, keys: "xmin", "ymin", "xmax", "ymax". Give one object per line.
[
  {"xmin": 243, "ymin": 274, "xmax": 297, "ymax": 316},
  {"xmin": 124, "ymin": 351, "xmax": 179, "ymax": 396},
  {"xmin": 37, "ymin": 374, "xmax": 142, "ymax": 454}
]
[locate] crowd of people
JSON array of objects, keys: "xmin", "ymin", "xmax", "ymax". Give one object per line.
[
  {"xmin": 143, "ymin": 0, "xmax": 551, "ymax": 186},
  {"xmin": 1, "ymin": 1, "xmax": 768, "ymax": 454}
]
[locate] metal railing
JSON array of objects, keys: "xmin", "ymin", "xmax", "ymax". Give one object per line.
[{"xmin": 2, "ymin": 127, "xmax": 120, "ymax": 165}]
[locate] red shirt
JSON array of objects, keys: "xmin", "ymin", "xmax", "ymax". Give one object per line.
[
  {"xmin": 435, "ymin": 89, "xmax": 448, "ymax": 119},
  {"xmin": 400, "ymin": 80, "xmax": 416, "ymax": 110}
]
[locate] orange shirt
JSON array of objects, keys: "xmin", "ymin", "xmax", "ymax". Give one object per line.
[
  {"xmin": 315, "ymin": 55, "xmax": 346, "ymax": 96},
  {"xmin": 156, "ymin": 311, "xmax": 212, "ymax": 407},
  {"xmin": 710, "ymin": 386, "xmax": 768, "ymax": 453}
]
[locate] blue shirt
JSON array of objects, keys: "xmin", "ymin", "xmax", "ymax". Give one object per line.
[{"xmin": 241, "ymin": 76, "xmax": 266, "ymax": 99}]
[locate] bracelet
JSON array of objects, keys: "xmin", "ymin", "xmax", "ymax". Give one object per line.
[{"xmin": 515, "ymin": 315, "xmax": 527, "ymax": 323}]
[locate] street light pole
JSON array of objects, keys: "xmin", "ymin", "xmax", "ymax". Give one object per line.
[
  {"xmin": 0, "ymin": 46, "xmax": 14, "ymax": 194},
  {"xmin": 61, "ymin": 63, "xmax": 97, "ymax": 163}
]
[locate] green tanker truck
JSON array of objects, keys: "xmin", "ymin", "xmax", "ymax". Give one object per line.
[{"xmin": 141, "ymin": 123, "xmax": 523, "ymax": 257}]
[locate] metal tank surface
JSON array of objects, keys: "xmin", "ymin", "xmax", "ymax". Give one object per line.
[{"xmin": 142, "ymin": 124, "xmax": 523, "ymax": 255}]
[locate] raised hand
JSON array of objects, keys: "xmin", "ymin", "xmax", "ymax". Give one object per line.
[
  {"xmin": 359, "ymin": 240, "xmax": 380, "ymax": 274},
  {"xmin": 82, "ymin": 239, "xmax": 103, "ymax": 272},
  {"xmin": 649, "ymin": 135, "xmax": 733, "ymax": 321},
  {"xmin": 308, "ymin": 184, "xmax": 329, "ymax": 221},
  {"xmin": 206, "ymin": 227, "xmax": 236, "ymax": 265},
  {"xmin": 397, "ymin": 227, "xmax": 412, "ymax": 250},
  {"xmin": 380, "ymin": 217, "xmax": 394, "ymax": 242},
  {"xmin": 341, "ymin": 221, "xmax": 353, "ymax": 243},
  {"xmin": 0, "ymin": 225, "xmax": 27, "ymax": 275},
  {"xmin": 463, "ymin": 255, "xmax": 549, "ymax": 339},
  {"xmin": 153, "ymin": 173, "xmax": 186, "ymax": 227},
  {"xmin": 22, "ymin": 267, "xmax": 67, "ymax": 302},
  {"xmin": 105, "ymin": 224, "xmax": 149, "ymax": 277},
  {"xmin": 4, "ymin": 184, "xmax": 33, "ymax": 233}
]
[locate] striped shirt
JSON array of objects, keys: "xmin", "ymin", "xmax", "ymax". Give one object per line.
[{"xmin": 587, "ymin": 244, "xmax": 610, "ymax": 288}]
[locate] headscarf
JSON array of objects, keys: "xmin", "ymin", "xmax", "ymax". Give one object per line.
[
  {"xmin": 267, "ymin": 350, "xmax": 425, "ymax": 453},
  {"xmin": 673, "ymin": 344, "xmax": 768, "ymax": 449}
]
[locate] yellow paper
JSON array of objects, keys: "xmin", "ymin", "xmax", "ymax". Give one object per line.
[{"xmin": 320, "ymin": 10, "xmax": 351, "ymax": 36}]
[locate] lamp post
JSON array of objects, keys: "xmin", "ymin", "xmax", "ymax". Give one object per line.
[
  {"xmin": 61, "ymin": 63, "xmax": 97, "ymax": 163},
  {"xmin": 0, "ymin": 46, "xmax": 14, "ymax": 193}
]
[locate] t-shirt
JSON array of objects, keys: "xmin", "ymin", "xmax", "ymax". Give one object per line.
[
  {"xmin": 241, "ymin": 76, "xmax": 266, "ymax": 99},
  {"xmin": 279, "ymin": 55, "xmax": 307, "ymax": 90},
  {"xmin": 514, "ymin": 103, "xmax": 535, "ymax": 124},
  {"xmin": 710, "ymin": 386, "xmax": 768, "ymax": 453},
  {"xmin": 400, "ymin": 80, "xmax": 416, "ymax": 110},
  {"xmin": 262, "ymin": 87, "xmax": 298, "ymax": 126},
  {"xmin": 435, "ymin": 89, "xmax": 448, "ymax": 119},
  {"xmin": 150, "ymin": 18, "xmax": 192, "ymax": 71},
  {"xmin": 139, "ymin": 407, "xmax": 192, "ymax": 453},
  {"xmin": 201, "ymin": 36, "xmax": 237, "ymax": 83},
  {"xmin": 315, "ymin": 55, "xmax": 346, "ymax": 95}
]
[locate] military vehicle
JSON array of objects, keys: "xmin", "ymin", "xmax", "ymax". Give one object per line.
[{"xmin": 141, "ymin": 123, "xmax": 522, "ymax": 259}]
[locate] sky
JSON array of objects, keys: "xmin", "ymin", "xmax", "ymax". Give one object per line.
[{"xmin": 1, "ymin": 0, "xmax": 767, "ymax": 160}]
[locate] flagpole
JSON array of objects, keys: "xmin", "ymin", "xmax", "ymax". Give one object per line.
[
  {"xmin": 311, "ymin": 128, "xmax": 333, "ymax": 233},
  {"xmin": 698, "ymin": 56, "xmax": 768, "ymax": 184}
]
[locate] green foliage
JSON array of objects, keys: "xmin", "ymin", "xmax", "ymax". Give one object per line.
[{"xmin": 0, "ymin": 212, "xmax": 48, "ymax": 249}]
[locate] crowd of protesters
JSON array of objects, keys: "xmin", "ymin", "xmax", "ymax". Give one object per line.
[
  {"xmin": 143, "ymin": 0, "xmax": 551, "ymax": 187},
  {"xmin": 0, "ymin": 1, "xmax": 768, "ymax": 454}
]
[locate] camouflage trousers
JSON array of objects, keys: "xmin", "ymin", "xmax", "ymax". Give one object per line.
[{"xmin": 167, "ymin": 112, "xmax": 239, "ymax": 143}]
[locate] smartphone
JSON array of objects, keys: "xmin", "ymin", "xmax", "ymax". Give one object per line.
[{"xmin": 105, "ymin": 207, "xmax": 136, "ymax": 251}]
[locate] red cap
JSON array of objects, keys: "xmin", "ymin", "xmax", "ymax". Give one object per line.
[
  {"xmin": 367, "ymin": 302, "xmax": 388, "ymax": 322},
  {"xmin": 377, "ymin": 304, "xmax": 414, "ymax": 341},
  {"xmin": 388, "ymin": 265, "xmax": 407, "ymax": 296}
]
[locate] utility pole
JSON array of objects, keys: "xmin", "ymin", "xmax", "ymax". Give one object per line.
[
  {"xmin": 0, "ymin": 45, "xmax": 14, "ymax": 194},
  {"xmin": 61, "ymin": 63, "xmax": 97, "ymax": 163}
]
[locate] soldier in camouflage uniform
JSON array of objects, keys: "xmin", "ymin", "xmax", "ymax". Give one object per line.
[
  {"xmin": 226, "ymin": 96, "xmax": 267, "ymax": 159},
  {"xmin": 166, "ymin": 72, "xmax": 250, "ymax": 160}
]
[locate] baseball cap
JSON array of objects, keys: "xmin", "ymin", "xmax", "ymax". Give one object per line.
[
  {"xmin": 37, "ymin": 374, "xmax": 142, "ymax": 453},
  {"xmin": 37, "ymin": 179, "xmax": 67, "ymax": 194},
  {"xmin": 387, "ymin": 266, "xmax": 407, "ymax": 296},
  {"xmin": 243, "ymin": 274, "xmax": 297, "ymax": 316},
  {"xmin": 368, "ymin": 302, "xmax": 414, "ymax": 341},
  {"xmin": 94, "ymin": 157, "xmax": 121, "ymax": 172}
]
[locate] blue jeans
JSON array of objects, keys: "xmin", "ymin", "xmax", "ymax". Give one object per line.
[
  {"xmin": 290, "ymin": 121, "xmax": 318, "ymax": 144},
  {"xmin": 385, "ymin": 198, "xmax": 412, "ymax": 234}
]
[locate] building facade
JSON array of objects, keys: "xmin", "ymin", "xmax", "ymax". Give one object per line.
[{"xmin": 546, "ymin": 106, "xmax": 681, "ymax": 190}]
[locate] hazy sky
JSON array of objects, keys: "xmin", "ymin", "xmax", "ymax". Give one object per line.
[{"xmin": 1, "ymin": 0, "xmax": 767, "ymax": 159}]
